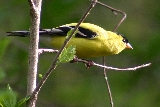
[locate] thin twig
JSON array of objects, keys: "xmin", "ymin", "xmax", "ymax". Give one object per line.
[
  {"xmin": 96, "ymin": 1, "xmax": 127, "ymax": 31},
  {"xmin": 37, "ymin": 49, "xmax": 151, "ymax": 70},
  {"xmin": 73, "ymin": 58, "xmax": 151, "ymax": 71},
  {"xmin": 94, "ymin": 62, "xmax": 151, "ymax": 71},
  {"xmin": 96, "ymin": 1, "xmax": 127, "ymax": 107},
  {"xmin": 31, "ymin": 0, "xmax": 98, "ymax": 101},
  {"xmin": 102, "ymin": 57, "xmax": 113, "ymax": 106},
  {"xmin": 38, "ymin": 49, "xmax": 59, "ymax": 54}
]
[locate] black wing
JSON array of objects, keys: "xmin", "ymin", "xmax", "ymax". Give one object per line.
[
  {"xmin": 7, "ymin": 25, "xmax": 97, "ymax": 39},
  {"xmin": 42, "ymin": 26, "xmax": 97, "ymax": 39}
]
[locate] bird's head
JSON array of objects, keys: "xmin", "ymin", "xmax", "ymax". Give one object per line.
[{"xmin": 116, "ymin": 32, "xmax": 133, "ymax": 49}]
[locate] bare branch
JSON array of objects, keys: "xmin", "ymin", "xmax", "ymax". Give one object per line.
[
  {"xmin": 38, "ymin": 49, "xmax": 59, "ymax": 54},
  {"xmin": 94, "ymin": 62, "xmax": 151, "ymax": 71},
  {"xmin": 27, "ymin": 0, "xmax": 42, "ymax": 107},
  {"xmin": 96, "ymin": 1, "xmax": 127, "ymax": 107},
  {"xmin": 72, "ymin": 58, "xmax": 151, "ymax": 71},
  {"xmin": 31, "ymin": 0, "xmax": 98, "ymax": 104},
  {"xmin": 102, "ymin": 57, "xmax": 113, "ymax": 107},
  {"xmin": 96, "ymin": 1, "xmax": 127, "ymax": 31},
  {"xmin": 37, "ymin": 50, "xmax": 151, "ymax": 71},
  {"xmin": 28, "ymin": 0, "xmax": 35, "ymax": 9}
]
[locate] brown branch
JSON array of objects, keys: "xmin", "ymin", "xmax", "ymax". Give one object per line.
[
  {"xmin": 102, "ymin": 57, "xmax": 113, "ymax": 106},
  {"xmin": 96, "ymin": 1, "xmax": 127, "ymax": 31},
  {"xmin": 31, "ymin": 0, "xmax": 98, "ymax": 104},
  {"xmin": 94, "ymin": 62, "xmax": 151, "ymax": 71},
  {"xmin": 72, "ymin": 58, "xmax": 151, "ymax": 71},
  {"xmin": 96, "ymin": 1, "xmax": 127, "ymax": 107},
  {"xmin": 37, "ymin": 50, "xmax": 151, "ymax": 71},
  {"xmin": 27, "ymin": 1, "xmax": 135, "ymax": 107}
]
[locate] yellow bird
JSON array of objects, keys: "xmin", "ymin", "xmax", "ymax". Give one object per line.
[{"xmin": 7, "ymin": 23, "xmax": 133, "ymax": 58}]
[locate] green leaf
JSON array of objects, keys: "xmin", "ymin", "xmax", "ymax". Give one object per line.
[
  {"xmin": 15, "ymin": 96, "xmax": 30, "ymax": 107},
  {"xmin": 0, "ymin": 85, "xmax": 17, "ymax": 107},
  {"xmin": 0, "ymin": 85, "xmax": 30, "ymax": 107},
  {"xmin": 0, "ymin": 103, "xmax": 3, "ymax": 107},
  {"xmin": 57, "ymin": 45, "xmax": 76, "ymax": 64}
]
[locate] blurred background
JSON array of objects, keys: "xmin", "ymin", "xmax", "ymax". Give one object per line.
[{"xmin": 0, "ymin": 0, "xmax": 160, "ymax": 107}]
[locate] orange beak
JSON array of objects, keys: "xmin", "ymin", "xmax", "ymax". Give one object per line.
[{"xmin": 126, "ymin": 43, "xmax": 133, "ymax": 49}]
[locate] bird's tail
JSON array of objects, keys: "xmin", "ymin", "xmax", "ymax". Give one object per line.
[
  {"xmin": 7, "ymin": 31, "xmax": 30, "ymax": 37},
  {"xmin": 6, "ymin": 29, "xmax": 61, "ymax": 37}
]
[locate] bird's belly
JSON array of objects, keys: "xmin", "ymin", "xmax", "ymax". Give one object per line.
[{"xmin": 50, "ymin": 36, "xmax": 114, "ymax": 58}]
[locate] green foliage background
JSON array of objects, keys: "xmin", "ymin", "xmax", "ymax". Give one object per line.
[{"xmin": 0, "ymin": 0, "xmax": 160, "ymax": 107}]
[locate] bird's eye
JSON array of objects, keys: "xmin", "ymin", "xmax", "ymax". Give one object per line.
[
  {"xmin": 122, "ymin": 38, "xmax": 128, "ymax": 43},
  {"xmin": 115, "ymin": 32, "xmax": 129, "ymax": 43}
]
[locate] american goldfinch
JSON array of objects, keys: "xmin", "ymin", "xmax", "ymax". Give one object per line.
[{"xmin": 7, "ymin": 23, "xmax": 133, "ymax": 58}]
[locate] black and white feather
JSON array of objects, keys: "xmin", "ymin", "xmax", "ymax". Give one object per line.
[
  {"xmin": 7, "ymin": 25, "xmax": 97, "ymax": 39},
  {"xmin": 42, "ymin": 25, "xmax": 97, "ymax": 39}
]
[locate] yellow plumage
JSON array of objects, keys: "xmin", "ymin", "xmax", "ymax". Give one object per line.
[
  {"xmin": 50, "ymin": 23, "xmax": 131, "ymax": 58},
  {"xmin": 7, "ymin": 23, "xmax": 132, "ymax": 58}
]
